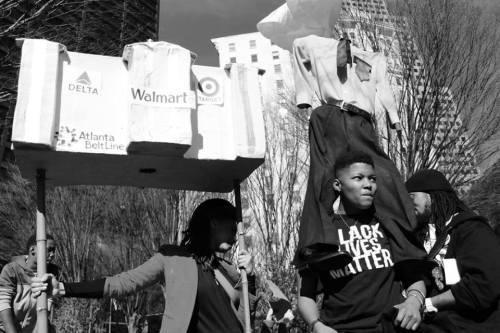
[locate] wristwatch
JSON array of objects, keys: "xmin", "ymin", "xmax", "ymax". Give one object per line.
[{"xmin": 425, "ymin": 298, "xmax": 438, "ymax": 313}]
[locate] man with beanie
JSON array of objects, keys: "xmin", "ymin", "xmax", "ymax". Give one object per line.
[{"xmin": 406, "ymin": 169, "xmax": 500, "ymax": 332}]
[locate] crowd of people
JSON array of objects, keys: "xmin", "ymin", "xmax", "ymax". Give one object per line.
[
  {"xmin": 1, "ymin": 14, "xmax": 499, "ymax": 333},
  {"xmin": 1, "ymin": 154, "xmax": 498, "ymax": 333}
]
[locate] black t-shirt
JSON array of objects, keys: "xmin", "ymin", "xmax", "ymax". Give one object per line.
[
  {"xmin": 187, "ymin": 263, "xmax": 243, "ymax": 333},
  {"xmin": 301, "ymin": 213, "xmax": 404, "ymax": 333}
]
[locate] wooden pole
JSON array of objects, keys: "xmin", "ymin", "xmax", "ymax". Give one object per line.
[
  {"xmin": 108, "ymin": 299, "xmax": 112, "ymax": 333},
  {"xmin": 36, "ymin": 169, "xmax": 48, "ymax": 333},
  {"xmin": 234, "ymin": 180, "xmax": 251, "ymax": 333}
]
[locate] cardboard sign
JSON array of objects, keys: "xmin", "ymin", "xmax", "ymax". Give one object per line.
[
  {"xmin": 124, "ymin": 41, "xmax": 196, "ymax": 154},
  {"xmin": 57, "ymin": 52, "xmax": 129, "ymax": 155},
  {"xmin": 186, "ymin": 65, "xmax": 265, "ymax": 160},
  {"xmin": 12, "ymin": 39, "xmax": 266, "ymax": 191},
  {"xmin": 196, "ymin": 68, "xmax": 225, "ymax": 105},
  {"xmin": 12, "ymin": 39, "xmax": 63, "ymax": 149}
]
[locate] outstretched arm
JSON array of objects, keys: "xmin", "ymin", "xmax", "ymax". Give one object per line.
[
  {"xmin": 33, "ymin": 253, "xmax": 165, "ymax": 299},
  {"xmin": 33, "ymin": 274, "xmax": 107, "ymax": 299}
]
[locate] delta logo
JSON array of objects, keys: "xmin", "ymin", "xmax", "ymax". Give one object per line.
[{"xmin": 67, "ymin": 71, "xmax": 99, "ymax": 95}]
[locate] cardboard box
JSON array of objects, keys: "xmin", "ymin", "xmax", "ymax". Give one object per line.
[{"xmin": 12, "ymin": 40, "xmax": 266, "ymax": 191}]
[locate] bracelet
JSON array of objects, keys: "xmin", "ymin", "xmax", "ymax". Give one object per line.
[
  {"xmin": 309, "ymin": 318, "xmax": 322, "ymax": 332},
  {"xmin": 406, "ymin": 288, "xmax": 425, "ymax": 302},
  {"xmin": 407, "ymin": 292, "xmax": 424, "ymax": 309}
]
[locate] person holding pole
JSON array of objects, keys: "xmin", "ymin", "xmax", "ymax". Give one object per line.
[
  {"xmin": 32, "ymin": 198, "xmax": 256, "ymax": 333},
  {"xmin": 0, "ymin": 234, "xmax": 58, "ymax": 333}
]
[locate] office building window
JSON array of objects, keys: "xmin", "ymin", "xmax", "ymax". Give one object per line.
[
  {"xmin": 228, "ymin": 43, "xmax": 236, "ymax": 52},
  {"xmin": 251, "ymin": 54, "xmax": 258, "ymax": 62},
  {"xmin": 249, "ymin": 40, "xmax": 256, "ymax": 49},
  {"xmin": 276, "ymin": 80, "xmax": 284, "ymax": 89},
  {"xmin": 230, "ymin": 57, "xmax": 236, "ymax": 63},
  {"xmin": 274, "ymin": 64, "xmax": 282, "ymax": 74},
  {"xmin": 272, "ymin": 50, "xmax": 280, "ymax": 60}
]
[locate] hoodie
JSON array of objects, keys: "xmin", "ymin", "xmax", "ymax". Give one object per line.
[
  {"xmin": 0, "ymin": 256, "xmax": 57, "ymax": 333},
  {"xmin": 424, "ymin": 211, "xmax": 500, "ymax": 333}
]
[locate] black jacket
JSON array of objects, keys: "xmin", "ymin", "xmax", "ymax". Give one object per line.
[{"xmin": 423, "ymin": 212, "xmax": 500, "ymax": 333}]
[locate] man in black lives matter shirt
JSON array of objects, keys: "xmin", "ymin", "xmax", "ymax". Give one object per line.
[{"xmin": 299, "ymin": 151, "xmax": 428, "ymax": 333}]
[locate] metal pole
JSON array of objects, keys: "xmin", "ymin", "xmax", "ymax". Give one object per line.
[
  {"xmin": 234, "ymin": 180, "xmax": 251, "ymax": 333},
  {"xmin": 36, "ymin": 169, "xmax": 48, "ymax": 333}
]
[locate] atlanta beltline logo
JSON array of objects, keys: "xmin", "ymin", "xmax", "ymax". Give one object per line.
[
  {"xmin": 67, "ymin": 69, "xmax": 101, "ymax": 95},
  {"xmin": 57, "ymin": 125, "xmax": 125, "ymax": 152}
]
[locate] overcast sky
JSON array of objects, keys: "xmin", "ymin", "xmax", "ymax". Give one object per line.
[{"xmin": 159, "ymin": 0, "xmax": 283, "ymax": 66}]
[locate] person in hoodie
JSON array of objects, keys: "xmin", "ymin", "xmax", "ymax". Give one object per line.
[
  {"xmin": 0, "ymin": 234, "xmax": 58, "ymax": 333},
  {"xmin": 406, "ymin": 169, "xmax": 500, "ymax": 332}
]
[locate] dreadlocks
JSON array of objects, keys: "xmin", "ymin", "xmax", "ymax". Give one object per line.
[{"xmin": 428, "ymin": 190, "xmax": 469, "ymax": 238}]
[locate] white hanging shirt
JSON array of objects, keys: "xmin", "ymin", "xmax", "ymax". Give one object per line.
[{"xmin": 292, "ymin": 35, "xmax": 400, "ymax": 127}]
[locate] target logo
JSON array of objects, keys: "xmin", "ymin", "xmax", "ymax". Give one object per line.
[
  {"xmin": 198, "ymin": 77, "xmax": 220, "ymax": 97},
  {"xmin": 193, "ymin": 66, "xmax": 225, "ymax": 105}
]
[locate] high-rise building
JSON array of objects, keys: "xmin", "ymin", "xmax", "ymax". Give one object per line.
[
  {"xmin": 337, "ymin": 0, "xmax": 479, "ymax": 190},
  {"xmin": 211, "ymin": 32, "xmax": 295, "ymax": 107}
]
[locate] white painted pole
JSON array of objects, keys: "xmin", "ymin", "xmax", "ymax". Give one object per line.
[{"xmin": 35, "ymin": 169, "xmax": 48, "ymax": 333}]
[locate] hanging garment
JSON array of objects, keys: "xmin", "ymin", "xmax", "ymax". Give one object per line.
[
  {"xmin": 12, "ymin": 39, "xmax": 66, "ymax": 149},
  {"xmin": 185, "ymin": 64, "xmax": 265, "ymax": 161},
  {"xmin": 291, "ymin": 35, "xmax": 416, "ymax": 267},
  {"xmin": 124, "ymin": 41, "xmax": 197, "ymax": 156},
  {"xmin": 292, "ymin": 35, "xmax": 400, "ymax": 128},
  {"xmin": 257, "ymin": 0, "xmax": 343, "ymax": 51},
  {"xmin": 294, "ymin": 104, "xmax": 417, "ymax": 267}
]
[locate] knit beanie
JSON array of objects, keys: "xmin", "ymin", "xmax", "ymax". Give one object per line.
[{"xmin": 405, "ymin": 169, "xmax": 454, "ymax": 193}]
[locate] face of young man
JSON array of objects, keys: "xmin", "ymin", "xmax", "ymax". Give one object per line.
[
  {"xmin": 333, "ymin": 162, "xmax": 377, "ymax": 211},
  {"xmin": 408, "ymin": 191, "xmax": 432, "ymax": 224},
  {"xmin": 29, "ymin": 239, "xmax": 57, "ymax": 268}
]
